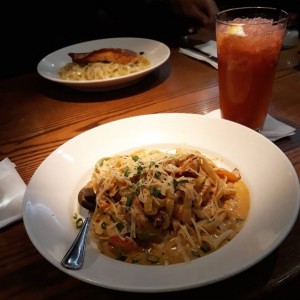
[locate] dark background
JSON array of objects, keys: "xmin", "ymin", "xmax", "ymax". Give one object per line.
[{"xmin": 1, "ymin": 0, "xmax": 299, "ymax": 79}]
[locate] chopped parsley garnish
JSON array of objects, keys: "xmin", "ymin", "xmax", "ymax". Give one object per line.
[
  {"xmin": 75, "ymin": 218, "xmax": 83, "ymax": 229},
  {"xmin": 135, "ymin": 186, "xmax": 141, "ymax": 195},
  {"xmin": 150, "ymin": 186, "xmax": 161, "ymax": 197},
  {"xmin": 192, "ymin": 250, "xmax": 201, "ymax": 257},
  {"xmin": 173, "ymin": 179, "xmax": 189, "ymax": 189},
  {"xmin": 73, "ymin": 213, "xmax": 83, "ymax": 229},
  {"xmin": 154, "ymin": 171, "xmax": 161, "ymax": 179},
  {"xmin": 146, "ymin": 255, "xmax": 160, "ymax": 264},
  {"xmin": 116, "ymin": 254, "xmax": 127, "ymax": 261},
  {"xmin": 116, "ymin": 222, "xmax": 124, "ymax": 231},
  {"xmin": 132, "ymin": 155, "xmax": 139, "ymax": 162},
  {"xmin": 201, "ymin": 244, "xmax": 211, "ymax": 253},
  {"xmin": 126, "ymin": 195, "xmax": 133, "ymax": 207},
  {"xmin": 124, "ymin": 167, "xmax": 131, "ymax": 177},
  {"xmin": 137, "ymin": 165, "xmax": 144, "ymax": 175}
]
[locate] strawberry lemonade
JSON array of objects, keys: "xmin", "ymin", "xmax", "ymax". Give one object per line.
[{"xmin": 216, "ymin": 8, "xmax": 287, "ymax": 131}]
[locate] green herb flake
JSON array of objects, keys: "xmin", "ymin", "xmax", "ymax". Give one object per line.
[
  {"xmin": 132, "ymin": 155, "xmax": 139, "ymax": 162},
  {"xmin": 146, "ymin": 255, "xmax": 160, "ymax": 264},
  {"xmin": 137, "ymin": 165, "xmax": 144, "ymax": 175},
  {"xmin": 173, "ymin": 179, "xmax": 179, "ymax": 189},
  {"xmin": 154, "ymin": 171, "xmax": 161, "ymax": 179},
  {"xmin": 201, "ymin": 244, "xmax": 211, "ymax": 253},
  {"xmin": 101, "ymin": 222, "xmax": 107, "ymax": 229},
  {"xmin": 180, "ymin": 179, "xmax": 189, "ymax": 184},
  {"xmin": 116, "ymin": 254, "xmax": 127, "ymax": 261},
  {"xmin": 116, "ymin": 222, "xmax": 124, "ymax": 231},
  {"xmin": 173, "ymin": 179, "xmax": 189, "ymax": 189},
  {"xmin": 150, "ymin": 186, "xmax": 161, "ymax": 197},
  {"xmin": 124, "ymin": 167, "xmax": 131, "ymax": 177},
  {"xmin": 126, "ymin": 195, "xmax": 133, "ymax": 207},
  {"xmin": 192, "ymin": 250, "xmax": 201, "ymax": 257},
  {"xmin": 135, "ymin": 186, "xmax": 141, "ymax": 195},
  {"xmin": 76, "ymin": 218, "xmax": 83, "ymax": 229},
  {"xmin": 97, "ymin": 157, "xmax": 110, "ymax": 167}
]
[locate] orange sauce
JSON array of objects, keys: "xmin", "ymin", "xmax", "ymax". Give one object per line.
[{"xmin": 94, "ymin": 179, "xmax": 250, "ymax": 266}]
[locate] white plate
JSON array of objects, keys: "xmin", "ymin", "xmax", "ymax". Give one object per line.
[
  {"xmin": 23, "ymin": 113, "xmax": 300, "ymax": 292},
  {"xmin": 37, "ymin": 37, "xmax": 170, "ymax": 92}
]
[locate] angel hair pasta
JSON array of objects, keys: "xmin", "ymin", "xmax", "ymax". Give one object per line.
[{"xmin": 78, "ymin": 148, "xmax": 250, "ymax": 265}]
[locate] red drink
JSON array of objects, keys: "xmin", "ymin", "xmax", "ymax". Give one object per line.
[{"xmin": 216, "ymin": 8, "xmax": 287, "ymax": 130}]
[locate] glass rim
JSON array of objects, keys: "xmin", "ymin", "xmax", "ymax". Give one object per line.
[{"xmin": 216, "ymin": 6, "xmax": 288, "ymax": 26}]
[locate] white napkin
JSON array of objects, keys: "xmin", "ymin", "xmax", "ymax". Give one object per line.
[
  {"xmin": 206, "ymin": 109, "xmax": 296, "ymax": 141},
  {"xmin": 0, "ymin": 158, "xmax": 26, "ymax": 228},
  {"xmin": 179, "ymin": 40, "xmax": 218, "ymax": 69}
]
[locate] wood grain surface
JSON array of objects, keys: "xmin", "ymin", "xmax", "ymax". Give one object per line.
[{"xmin": 0, "ymin": 43, "xmax": 299, "ymax": 300}]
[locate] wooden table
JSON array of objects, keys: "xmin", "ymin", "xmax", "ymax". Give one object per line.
[{"xmin": 1, "ymin": 43, "xmax": 299, "ymax": 300}]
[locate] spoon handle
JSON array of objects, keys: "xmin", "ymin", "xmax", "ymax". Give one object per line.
[{"xmin": 61, "ymin": 214, "xmax": 91, "ymax": 270}]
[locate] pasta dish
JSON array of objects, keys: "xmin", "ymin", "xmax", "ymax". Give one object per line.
[
  {"xmin": 78, "ymin": 148, "xmax": 250, "ymax": 265},
  {"xmin": 58, "ymin": 48, "xmax": 150, "ymax": 81}
]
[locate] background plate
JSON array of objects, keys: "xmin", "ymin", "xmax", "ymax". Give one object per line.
[{"xmin": 37, "ymin": 37, "xmax": 170, "ymax": 92}]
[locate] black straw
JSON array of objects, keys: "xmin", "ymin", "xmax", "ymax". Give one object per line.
[{"xmin": 273, "ymin": 7, "xmax": 281, "ymax": 23}]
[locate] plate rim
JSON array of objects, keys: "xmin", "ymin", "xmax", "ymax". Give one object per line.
[{"xmin": 22, "ymin": 113, "xmax": 300, "ymax": 292}]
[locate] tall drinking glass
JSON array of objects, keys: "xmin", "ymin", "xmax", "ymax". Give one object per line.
[{"xmin": 216, "ymin": 7, "xmax": 288, "ymax": 131}]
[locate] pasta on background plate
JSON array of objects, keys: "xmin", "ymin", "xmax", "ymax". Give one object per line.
[
  {"xmin": 77, "ymin": 148, "xmax": 250, "ymax": 265},
  {"xmin": 58, "ymin": 48, "xmax": 150, "ymax": 81}
]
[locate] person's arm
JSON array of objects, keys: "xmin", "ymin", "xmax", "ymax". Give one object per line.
[
  {"xmin": 100, "ymin": 0, "xmax": 218, "ymax": 40},
  {"xmin": 170, "ymin": 0, "xmax": 218, "ymax": 29}
]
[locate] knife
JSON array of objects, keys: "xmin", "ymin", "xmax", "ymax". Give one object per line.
[{"xmin": 183, "ymin": 46, "xmax": 218, "ymax": 63}]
